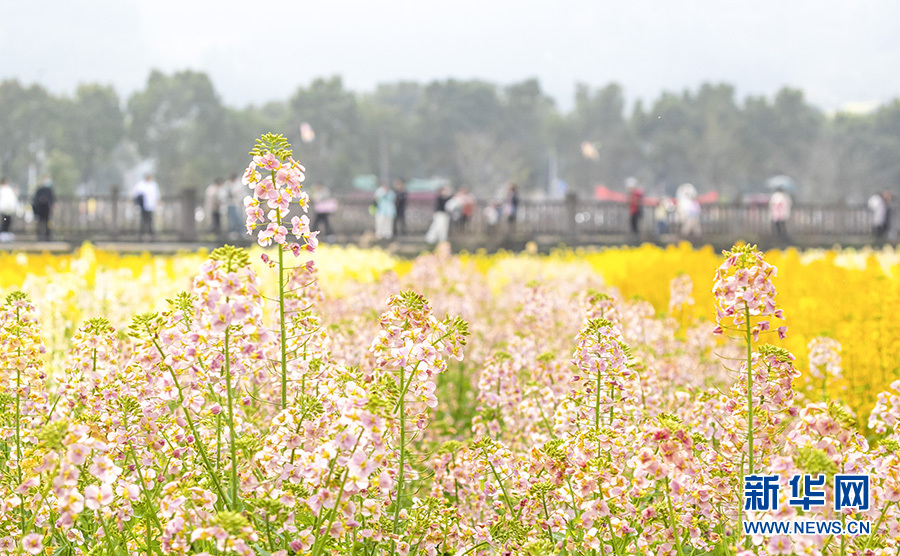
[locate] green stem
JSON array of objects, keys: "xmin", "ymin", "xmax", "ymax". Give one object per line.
[
  {"xmin": 122, "ymin": 409, "xmax": 162, "ymax": 554},
  {"xmin": 664, "ymin": 477, "xmax": 685, "ymax": 556},
  {"xmin": 487, "ymin": 460, "xmax": 516, "ymax": 515},
  {"xmin": 863, "ymin": 502, "xmax": 895, "ymax": 552},
  {"xmin": 224, "ymin": 325, "xmax": 240, "ymax": 508},
  {"xmin": 154, "ymin": 338, "xmax": 229, "ymax": 509},
  {"xmin": 15, "ymin": 307, "xmax": 24, "ymax": 533},
  {"xmin": 392, "ymin": 362, "xmax": 407, "ymax": 555},
  {"xmin": 275, "ymin": 172, "xmax": 288, "ymax": 411},
  {"xmin": 310, "ymin": 434, "xmax": 363, "ymax": 556},
  {"xmin": 745, "ymin": 306, "xmax": 754, "ymax": 476},
  {"xmin": 458, "ymin": 542, "xmax": 490, "ymax": 556},
  {"xmin": 540, "ymin": 493, "xmax": 554, "ymax": 544}
]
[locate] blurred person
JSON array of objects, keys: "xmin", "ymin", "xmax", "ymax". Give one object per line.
[
  {"xmin": 204, "ymin": 177, "xmax": 224, "ymax": 237},
  {"xmin": 393, "ymin": 179, "xmax": 408, "ymax": 236},
  {"xmin": 425, "ymin": 186, "xmax": 453, "ymax": 244},
  {"xmin": 32, "ymin": 176, "xmax": 55, "ymax": 241},
  {"xmin": 484, "ymin": 200, "xmax": 501, "ymax": 234},
  {"xmin": 455, "ymin": 186, "xmax": 476, "ymax": 232},
  {"xmin": 374, "ymin": 182, "xmax": 396, "ymax": 240},
  {"xmin": 311, "ymin": 183, "xmax": 337, "ymax": 239},
  {"xmin": 504, "ymin": 183, "xmax": 519, "ymax": 231},
  {"xmin": 676, "ymin": 183, "xmax": 701, "ymax": 237},
  {"xmin": 869, "ymin": 190, "xmax": 893, "ymax": 241},
  {"xmin": 132, "ymin": 173, "xmax": 160, "ymax": 241},
  {"xmin": 0, "ymin": 177, "xmax": 18, "ymax": 242},
  {"xmin": 627, "ymin": 178, "xmax": 643, "ymax": 235},
  {"xmin": 221, "ymin": 173, "xmax": 244, "ymax": 239},
  {"xmin": 768, "ymin": 186, "xmax": 792, "ymax": 237},
  {"xmin": 654, "ymin": 197, "xmax": 675, "ymax": 236}
]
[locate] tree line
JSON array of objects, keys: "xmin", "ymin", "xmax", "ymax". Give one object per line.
[{"xmin": 1, "ymin": 70, "xmax": 899, "ymax": 202}]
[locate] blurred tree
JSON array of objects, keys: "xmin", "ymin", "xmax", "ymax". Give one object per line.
[
  {"xmin": 500, "ymin": 78, "xmax": 556, "ymax": 193},
  {"xmin": 358, "ymin": 82, "xmax": 424, "ymax": 188},
  {"xmin": 561, "ymin": 83, "xmax": 639, "ymax": 193},
  {"xmin": 689, "ymin": 83, "xmax": 742, "ymax": 196},
  {"xmin": 415, "ymin": 79, "xmax": 506, "ymax": 184},
  {"xmin": 287, "ymin": 76, "xmax": 365, "ymax": 189},
  {"xmin": 2, "ymin": 73, "xmax": 898, "ymax": 204},
  {"xmin": 739, "ymin": 87, "xmax": 824, "ymax": 196},
  {"xmin": 47, "ymin": 150, "xmax": 80, "ymax": 195},
  {"xmin": 127, "ymin": 70, "xmax": 227, "ymax": 191},
  {"xmin": 0, "ymin": 80, "xmax": 61, "ymax": 187},
  {"xmin": 57, "ymin": 84, "xmax": 125, "ymax": 191}
]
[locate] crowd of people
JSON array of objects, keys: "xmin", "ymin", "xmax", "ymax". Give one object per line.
[
  {"xmin": 0, "ymin": 173, "xmax": 895, "ymax": 246},
  {"xmin": 369, "ymin": 180, "xmax": 518, "ymax": 244}
]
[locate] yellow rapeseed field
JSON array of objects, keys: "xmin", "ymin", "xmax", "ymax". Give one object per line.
[{"xmin": 1, "ymin": 241, "xmax": 897, "ymax": 423}]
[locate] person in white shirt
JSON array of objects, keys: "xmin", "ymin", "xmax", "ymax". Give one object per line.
[
  {"xmin": 0, "ymin": 177, "xmax": 18, "ymax": 242},
  {"xmin": 132, "ymin": 173, "xmax": 160, "ymax": 241},
  {"xmin": 676, "ymin": 183, "xmax": 701, "ymax": 237},
  {"xmin": 869, "ymin": 191, "xmax": 893, "ymax": 242}
]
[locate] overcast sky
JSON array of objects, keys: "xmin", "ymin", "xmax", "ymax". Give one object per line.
[{"xmin": 2, "ymin": 0, "xmax": 899, "ymax": 112}]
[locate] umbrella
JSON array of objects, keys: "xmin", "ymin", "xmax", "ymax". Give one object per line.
[
  {"xmin": 766, "ymin": 175, "xmax": 797, "ymax": 192},
  {"xmin": 352, "ymin": 175, "xmax": 378, "ymax": 191}
]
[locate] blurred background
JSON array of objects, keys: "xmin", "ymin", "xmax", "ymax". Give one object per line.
[{"xmin": 1, "ymin": 0, "xmax": 899, "ymax": 246}]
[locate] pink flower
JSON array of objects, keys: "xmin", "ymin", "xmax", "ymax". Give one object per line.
[
  {"xmin": 89, "ymin": 455, "xmax": 122, "ymax": 484},
  {"xmin": 304, "ymin": 231, "xmax": 319, "ymax": 253},
  {"xmin": 84, "ymin": 484, "xmax": 114, "ymax": 510},
  {"xmin": 242, "ymin": 162, "xmax": 259, "ymax": 185},
  {"xmin": 267, "ymin": 188, "xmax": 292, "ymax": 213},
  {"xmin": 254, "ymin": 176, "xmax": 275, "ymax": 199},
  {"xmin": 66, "ymin": 444, "xmax": 90, "ymax": 466},
  {"xmin": 21, "ymin": 534, "xmax": 42, "ymax": 555},
  {"xmin": 374, "ymin": 469, "xmax": 393, "ymax": 492},
  {"xmin": 257, "ymin": 223, "xmax": 277, "ymax": 247},
  {"xmin": 273, "ymin": 225, "xmax": 288, "ymax": 244},
  {"xmin": 291, "ymin": 215, "xmax": 310, "ymax": 237},
  {"xmin": 254, "ymin": 152, "xmax": 280, "ymax": 170}
]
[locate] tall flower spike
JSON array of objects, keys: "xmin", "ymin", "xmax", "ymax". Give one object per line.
[
  {"xmin": 241, "ymin": 133, "xmax": 317, "ymax": 254},
  {"xmin": 712, "ymin": 244, "xmax": 786, "ymax": 340}
]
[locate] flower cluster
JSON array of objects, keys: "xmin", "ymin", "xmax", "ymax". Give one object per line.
[
  {"xmin": 712, "ymin": 244, "xmax": 786, "ymax": 340},
  {"xmin": 807, "ymin": 335, "xmax": 842, "ymax": 382},
  {"xmin": 241, "ymin": 134, "xmax": 317, "ymax": 255},
  {"xmin": 668, "ymin": 273, "xmax": 694, "ymax": 313}
]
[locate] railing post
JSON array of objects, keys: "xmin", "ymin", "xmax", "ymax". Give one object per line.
[
  {"xmin": 565, "ymin": 192, "xmax": 578, "ymax": 237},
  {"xmin": 180, "ymin": 188, "xmax": 197, "ymax": 242},
  {"xmin": 110, "ymin": 185, "xmax": 120, "ymax": 237}
]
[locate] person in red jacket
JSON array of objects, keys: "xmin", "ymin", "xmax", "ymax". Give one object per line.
[{"xmin": 627, "ymin": 179, "xmax": 644, "ymax": 235}]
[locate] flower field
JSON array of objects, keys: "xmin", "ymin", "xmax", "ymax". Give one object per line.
[
  {"xmin": 1, "ymin": 240, "xmax": 899, "ymax": 555},
  {"xmin": 1, "ymin": 136, "xmax": 900, "ymax": 555}
]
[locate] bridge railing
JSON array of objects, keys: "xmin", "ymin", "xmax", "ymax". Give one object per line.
[{"xmin": 7, "ymin": 189, "xmax": 879, "ymax": 242}]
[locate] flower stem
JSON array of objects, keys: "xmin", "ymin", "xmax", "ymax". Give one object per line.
[
  {"xmin": 863, "ymin": 501, "xmax": 894, "ymax": 552},
  {"xmin": 392, "ymin": 362, "xmax": 407, "ymax": 555},
  {"xmin": 745, "ymin": 306, "xmax": 754, "ymax": 476},
  {"xmin": 275, "ymin": 180, "xmax": 288, "ymax": 411},
  {"xmin": 152, "ymin": 337, "xmax": 229, "ymax": 509},
  {"xmin": 664, "ymin": 477, "xmax": 685, "ymax": 556},
  {"xmin": 13, "ymin": 306, "xmax": 26, "ymax": 534},
  {"xmin": 224, "ymin": 325, "xmax": 240, "ymax": 508}
]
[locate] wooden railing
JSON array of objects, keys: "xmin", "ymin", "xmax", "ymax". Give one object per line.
[{"xmin": 3, "ymin": 189, "xmax": 885, "ymax": 244}]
